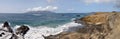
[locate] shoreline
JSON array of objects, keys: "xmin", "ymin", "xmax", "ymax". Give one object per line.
[
  {"xmin": 43, "ymin": 12, "xmax": 120, "ymax": 39},
  {"xmin": 1, "ymin": 12, "xmax": 120, "ymax": 39}
]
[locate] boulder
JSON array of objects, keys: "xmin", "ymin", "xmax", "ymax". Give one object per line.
[
  {"xmin": 15, "ymin": 25, "xmax": 30, "ymax": 36},
  {"xmin": 2, "ymin": 21, "xmax": 13, "ymax": 33}
]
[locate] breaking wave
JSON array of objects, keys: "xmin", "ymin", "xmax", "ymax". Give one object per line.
[
  {"xmin": 19, "ymin": 21, "xmax": 83, "ymax": 39},
  {"xmin": 0, "ymin": 21, "xmax": 83, "ymax": 39}
]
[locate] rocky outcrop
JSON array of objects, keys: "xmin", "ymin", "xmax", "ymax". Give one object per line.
[
  {"xmin": 0, "ymin": 22, "xmax": 30, "ymax": 39},
  {"xmin": 15, "ymin": 25, "xmax": 30, "ymax": 36},
  {"xmin": 44, "ymin": 12, "xmax": 120, "ymax": 39},
  {"xmin": 107, "ymin": 13, "xmax": 120, "ymax": 39},
  {"xmin": 78, "ymin": 12, "xmax": 115, "ymax": 25}
]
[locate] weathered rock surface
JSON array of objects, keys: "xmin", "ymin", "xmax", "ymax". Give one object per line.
[
  {"xmin": 16, "ymin": 25, "xmax": 30, "ymax": 36},
  {"xmin": 44, "ymin": 12, "xmax": 120, "ymax": 39},
  {"xmin": 0, "ymin": 22, "xmax": 30, "ymax": 39}
]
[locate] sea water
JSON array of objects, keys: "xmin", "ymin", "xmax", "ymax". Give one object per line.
[{"xmin": 0, "ymin": 13, "xmax": 89, "ymax": 39}]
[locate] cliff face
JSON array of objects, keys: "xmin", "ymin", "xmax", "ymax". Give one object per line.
[
  {"xmin": 107, "ymin": 13, "xmax": 120, "ymax": 39},
  {"xmin": 44, "ymin": 12, "xmax": 120, "ymax": 39}
]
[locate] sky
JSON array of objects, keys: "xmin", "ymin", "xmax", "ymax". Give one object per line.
[{"xmin": 0, "ymin": 0, "xmax": 119, "ymax": 13}]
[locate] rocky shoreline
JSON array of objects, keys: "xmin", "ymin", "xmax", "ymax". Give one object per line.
[
  {"xmin": 0, "ymin": 12, "xmax": 120, "ymax": 39},
  {"xmin": 43, "ymin": 12, "xmax": 120, "ymax": 39},
  {"xmin": 0, "ymin": 22, "xmax": 29, "ymax": 39}
]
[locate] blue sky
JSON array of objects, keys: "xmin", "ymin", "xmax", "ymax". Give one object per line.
[{"xmin": 0, "ymin": 0, "xmax": 119, "ymax": 13}]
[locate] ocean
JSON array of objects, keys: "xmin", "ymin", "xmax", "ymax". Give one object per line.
[{"xmin": 0, "ymin": 13, "xmax": 90, "ymax": 39}]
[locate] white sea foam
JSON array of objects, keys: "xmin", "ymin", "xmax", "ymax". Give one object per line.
[
  {"xmin": 0, "ymin": 23, "xmax": 13, "ymax": 39},
  {"xmin": 0, "ymin": 21, "xmax": 83, "ymax": 39},
  {"xmin": 21, "ymin": 21, "xmax": 83, "ymax": 39}
]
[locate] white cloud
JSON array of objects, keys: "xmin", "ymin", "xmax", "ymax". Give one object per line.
[
  {"xmin": 84, "ymin": 0, "xmax": 114, "ymax": 4},
  {"xmin": 26, "ymin": 6, "xmax": 58, "ymax": 11},
  {"xmin": 47, "ymin": 0, "xmax": 54, "ymax": 3},
  {"xmin": 47, "ymin": 0, "xmax": 52, "ymax": 3},
  {"xmin": 83, "ymin": 0, "xmax": 120, "ymax": 8},
  {"xmin": 115, "ymin": 0, "xmax": 120, "ymax": 8}
]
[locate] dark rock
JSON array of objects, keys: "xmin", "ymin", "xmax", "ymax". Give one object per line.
[
  {"xmin": 10, "ymin": 34, "xmax": 18, "ymax": 39},
  {"xmin": 16, "ymin": 25, "xmax": 30, "ymax": 36},
  {"xmin": 1, "ymin": 32, "xmax": 5, "ymax": 35},
  {"xmin": 3, "ymin": 21, "xmax": 13, "ymax": 33},
  {"xmin": 0, "ymin": 34, "xmax": 2, "ymax": 37},
  {"xmin": 0, "ymin": 22, "xmax": 30, "ymax": 39}
]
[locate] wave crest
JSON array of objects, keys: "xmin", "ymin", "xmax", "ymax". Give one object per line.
[{"xmin": 17, "ymin": 21, "xmax": 83, "ymax": 39}]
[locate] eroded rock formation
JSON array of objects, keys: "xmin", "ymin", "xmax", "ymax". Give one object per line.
[{"xmin": 44, "ymin": 12, "xmax": 120, "ymax": 39}]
